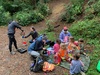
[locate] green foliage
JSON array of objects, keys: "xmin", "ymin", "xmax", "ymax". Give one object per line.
[
  {"xmin": 46, "ymin": 20, "xmax": 54, "ymax": 32},
  {"xmin": 86, "ymin": 39, "xmax": 100, "ymax": 75},
  {"xmin": 69, "ymin": 19, "xmax": 100, "ymax": 40},
  {"xmin": 84, "ymin": 0, "xmax": 100, "ymax": 19},
  {"xmin": 0, "ymin": 0, "xmax": 50, "ymax": 26},
  {"xmin": 43, "ymin": 0, "xmax": 50, "ymax": 3},
  {"xmin": 37, "ymin": 2, "xmax": 50, "ymax": 16},
  {"xmin": 61, "ymin": 0, "xmax": 84, "ymax": 23},
  {"xmin": 39, "ymin": 31, "xmax": 56, "ymax": 41},
  {"xmin": 93, "ymin": 0, "xmax": 100, "ymax": 13},
  {"xmin": 0, "ymin": 6, "xmax": 11, "ymax": 26},
  {"xmin": 13, "ymin": 10, "xmax": 44, "ymax": 26},
  {"xmin": 84, "ymin": 14, "xmax": 95, "ymax": 19}
]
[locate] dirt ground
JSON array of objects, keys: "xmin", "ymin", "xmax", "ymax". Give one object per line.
[{"xmin": 0, "ymin": 0, "xmax": 72, "ymax": 75}]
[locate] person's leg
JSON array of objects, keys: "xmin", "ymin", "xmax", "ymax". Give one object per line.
[
  {"xmin": 30, "ymin": 51, "xmax": 40, "ymax": 57},
  {"xmin": 13, "ymin": 36, "xmax": 18, "ymax": 50},
  {"xmin": 8, "ymin": 35, "xmax": 15, "ymax": 54},
  {"xmin": 8, "ymin": 36, "xmax": 13, "ymax": 52}
]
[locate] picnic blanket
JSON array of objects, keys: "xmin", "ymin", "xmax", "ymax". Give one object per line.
[{"xmin": 48, "ymin": 54, "xmax": 90, "ymax": 72}]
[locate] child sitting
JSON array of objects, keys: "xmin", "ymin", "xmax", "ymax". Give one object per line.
[
  {"xmin": 54, "ymin": 43, "xmax": 70, "ymax": 65},
  {"xmin": 78, "ymin": 38, "xmax": 87, "ymax": 56},
  {"xmin": 53, "ymin": 39, "xmax": 61, "ymax": 54},
  {"xmin": 74, "ymin": 41, "xmax": 80, "ymax": 50},
  {"xmin": 67, "ymin": 36, "xmax": 77, "ymax": 53},
  {"xmin": 70, "ymin": 52, "xmax": 84, "ymax": 75},
  {"xmin": 78, "ymin": 38, "xmax": 84, "ymax": 51},
  {"xmin": 47, "ymin": 41, "xmax": 55, "ymax": 55}
]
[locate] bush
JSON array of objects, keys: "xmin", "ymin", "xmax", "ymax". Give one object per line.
[
  {"xmin": 13, "ymin": 11, "xmax": 31, "ymax": 26},
  {"xmin": 84, "ymin": 14, "xmax": 95, "ymax": 19},
  {"xmin": 30, "ymin": 10, "xmax": 44, "ymax": 23},
  {"xmin": 3, "ymin": 2, "xmax": 22, "ymax": 16},
  {"xmin": 0, "ymin": 6, "xmax": 12, "ymax": 26},
  {"xmin": 13, "ymin": 10, "xmax": 44, "ymax": 26},
  {"xmin": 69, "ymin": 19, "xmax": 100, "ymax": 40},
  {"xmin": 84, "ymin": 0, "xmax": 100, "ymax": 19},
  {"xmin": 46, "ymin": 20, "xmax": 54, "ymax": 32},
  {"xmin": 37, "ymin": 2, "xmax": 50, "ymax": 16},
  {"xmin": 61, "ymin": 0, "xmax": 84, "ymax": 23}
]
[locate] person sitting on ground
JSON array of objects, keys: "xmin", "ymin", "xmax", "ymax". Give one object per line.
[
  {"xmin": 70, "ymin": 52, "xmax": 84, "ymax": 75},
  {"xmin": 74, "ymin": 41, "xmax": 80, "ymax": 50},
  {"xmin": 67, "ymin": 36, "xmax": 77, "ymax": 53},
  {"xmin": 47, "ymin": 41, "xmax": 55, "ymax": 50},
  {"xmin": 7, "ymin": 20, "xmax": 23, "ymax": 55},
  {"xmin": 59, "ymin": 26, "xmax": 71, "ymax": 43},
  {"xmin": 54, "ymin": 43, "xmax": 70, "ymax": 65},
  {"xmin": 78, "ymin": 38, "xmax": 87, "ymax": 55},
  {"xmin": 53, "ymin": 38, "xmax": 61, "ymax": 54},
  {"xmin": 78, "ymin": 38, "xmax": 84, "ymax": 51},
  {"xmin": 23, "ymin": 26, "xmax": 38, "ymax": 43},
  {"xmin": 28, "ymin": 35, "xmax": 47, "ymax": 57},
  {"xmin": 46, "ymin": 41, "xmax": 55, "ymax": 55}
]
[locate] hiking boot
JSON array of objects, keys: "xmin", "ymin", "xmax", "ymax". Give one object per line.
[{"xmin": 10, "ymin": 51, "xmax": 16, "ymax": 55}]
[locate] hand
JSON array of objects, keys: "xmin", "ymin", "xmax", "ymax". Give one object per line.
[
  {"xmin": 22, "ymin": 36, "xmax": 24, "ymax": 38},
  {"xmin": 43, "ymin": 48, "xmax": 46, "ymax": 50}
]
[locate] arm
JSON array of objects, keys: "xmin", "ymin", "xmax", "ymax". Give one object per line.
[
  {"xmin": 34, "ymin": 41, "xmax": 43, "ymax": 51},
  {"xmin": 24, "ymin": 32, "xmax": 31, "ymax": 38},
  {"xmin": 13, "ymin": 21, "xmax": 23, "ymax": 31},
  {"xmin": 80, "ymin": 60, "xmax": 84, "ymax": 67},
  {"xmin": 68, "ymin": 31, "xmax": 71, "ymax": 36},
  {"xmin": 59, "ymin": 32, "xmax": 64, "ymax": 42}
]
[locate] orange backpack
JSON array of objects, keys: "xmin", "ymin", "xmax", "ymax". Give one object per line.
[{"xmin": 43, "ymin": 62, "xmax": 55, "ymax": 72}]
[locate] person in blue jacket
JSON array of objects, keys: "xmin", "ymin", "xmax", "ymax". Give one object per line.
[
  {"xmin": 28, "ymin": 35, "xmax": 47, "ymax": 57},
  {"xmin": 59, "ymin": 26, "xmax": 71, "ymax": 43}
]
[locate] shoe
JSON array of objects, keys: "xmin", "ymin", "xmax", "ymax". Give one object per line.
[{"xmin": 10, "ymin": 51, "xmax": 16, "ymax": 55}]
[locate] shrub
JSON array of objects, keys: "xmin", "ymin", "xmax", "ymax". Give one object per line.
[
  {"xmin": 30, "ymin": 10, "xmax": 44, "ymax": 23},
  {"xmin": 46, "ymin": 20, "xmax": 54, "ymax": 32},
  {"xmin": 61, "ymin": 0, "xmax": 84, "ymax": 23},
  {"xmin": 69, "ymin": 19, "xmax": 100, "ymax": 40},
  {"xmin": 13, "ymin": 10, "xmax": 44, "ymax": 26},
  {"xmin": 37, "ymin": 2, "xmax": 50, "ymax": 16},
  {"xmin": 0, "ymin": 6, "xmax": 12, "ymax": 26},
  {"xmin": 3, "ymin": 2, "xmax": 22, "ymax": 16},
  {"xmin": 84, "ymin": 14, "xmax": 95, "ymax": 19},
  {"xmin": 84, "ymin": 0, "xmax": 100, "ymax": 19}
]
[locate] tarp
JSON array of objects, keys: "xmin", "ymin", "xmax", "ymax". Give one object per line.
[{"xmin": 48, "ymin": 54, "xmax": 90, "ymax": 72}]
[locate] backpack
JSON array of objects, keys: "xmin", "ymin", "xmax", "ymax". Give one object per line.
[
  {"xmin": 30, "ymin": 56, "xmax": 44, "ymax": 72},
  {"xmin": 97, "ymin": 60, "xmax": 100, "ymax": 72},
  {"xmin": 43, "ymin": 62, "xmax": 55, "ymax": 72}
]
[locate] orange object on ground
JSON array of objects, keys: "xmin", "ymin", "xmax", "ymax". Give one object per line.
[{"xmin": 43, "ymin": 62, "xmax": 55, "ymax": 72}]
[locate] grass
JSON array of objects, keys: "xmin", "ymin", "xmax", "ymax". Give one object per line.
[{"xmin": 86, "ymin": 39, "xmax": 100, "ymax": 75}]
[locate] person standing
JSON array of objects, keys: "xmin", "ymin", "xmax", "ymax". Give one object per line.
[{"xmin": 8, "ymin": 20, "xmax": 23, "ymax": 55}]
